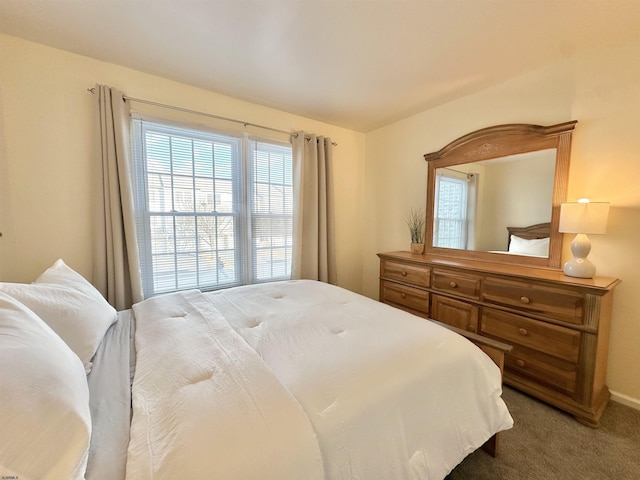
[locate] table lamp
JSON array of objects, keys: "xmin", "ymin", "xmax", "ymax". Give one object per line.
[{"xmin": 559, "ymin": 198, "xmax": 610, "ymax": 278}]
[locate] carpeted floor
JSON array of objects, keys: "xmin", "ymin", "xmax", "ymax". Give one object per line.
[{"xmin": 445, "ymin": 387, "xmax": 640, "ymax": 480}]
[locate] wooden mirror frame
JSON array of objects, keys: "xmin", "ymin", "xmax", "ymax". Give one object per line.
[{"xmin": 423, "ymin": 121, "xmax": 577, "ymax": 269}]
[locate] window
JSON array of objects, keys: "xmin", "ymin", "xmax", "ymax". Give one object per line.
[
  {"xmin": 433, "ymin": 173, "xmax": 469, "ymax": 249},
  {"xmin": 131, "ymin": 119, "xmax": 293, "ymax": 297}
]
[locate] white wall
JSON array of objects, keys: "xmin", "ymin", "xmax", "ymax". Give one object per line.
[
  {"xmin": 0, "ymin": 34, "xmax": 366, "ymax": 293},
  {"xmin": 364, "ymin": 39, "xmax": 640, "ymax": 404},
  {"xmin": 478, "ymin": 155, "xmax": 555, "ymax": 251}
]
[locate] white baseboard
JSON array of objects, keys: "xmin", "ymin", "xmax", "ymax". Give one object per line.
[{"xmin": 610, "ymin": 389, "xmax": 640, "ymax": 411}]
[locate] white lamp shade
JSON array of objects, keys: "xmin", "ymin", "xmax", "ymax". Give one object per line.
[{"xmin": 559, "ymin": 202, "xmax": 610, "ymax": 234}]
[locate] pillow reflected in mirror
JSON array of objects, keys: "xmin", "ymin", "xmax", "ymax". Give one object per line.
[{"xmin": 508, "ymin": 235, "xmax": 550, "ymax": 257}]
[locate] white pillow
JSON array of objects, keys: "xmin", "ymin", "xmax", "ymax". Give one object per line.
[
  {"xmin": 0, "ymin": 259, "xmax": 117, "ymax": 372},
  {"xmin": 508, "ymin": 235, "xmax": 550, "ymax": 257},
  {"xmin": 0, "ymin": 292, "xmax": 91, "ymax": 480}
]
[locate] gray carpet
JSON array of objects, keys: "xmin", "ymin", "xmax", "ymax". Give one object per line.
[{"xmin": 446, "ymin": 387, "xmax": 640, "ymax": 480}]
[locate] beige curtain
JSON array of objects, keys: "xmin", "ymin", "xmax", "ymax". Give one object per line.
[
  {"xmin": 291, "ymin": 132, "xmax": 337, "ymax": 284},
  {"xmin": 93, "ymin": 85, "xmax": 143, "ymax": 310}
]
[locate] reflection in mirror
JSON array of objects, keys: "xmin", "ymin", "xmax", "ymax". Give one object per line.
[{"xmin": 433, "ymin": 149, "xmax": 556, "ymax": 256}]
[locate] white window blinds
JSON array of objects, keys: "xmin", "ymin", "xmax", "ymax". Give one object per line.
[
  {"xmin": 433, "ymin": 173, "xmax": 469, "ymax": 249},
  {"xmin": 131, "ymin": 119, "xmax": 292, "ymax": 297}
]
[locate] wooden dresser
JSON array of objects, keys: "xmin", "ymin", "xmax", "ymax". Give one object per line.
[{"xmin": 378, "ymin": 251, "xmax": 620, "ymax": 427}]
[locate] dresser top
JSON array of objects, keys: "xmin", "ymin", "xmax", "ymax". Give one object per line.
[{"xmin": 378, "ymin": 251, "xmax": 621, "ymax": 291}]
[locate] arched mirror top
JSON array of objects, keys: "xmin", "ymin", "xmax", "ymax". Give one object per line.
[{"xmin": 423, "ymin": 121, "xmax": 577, "ymax": 269}]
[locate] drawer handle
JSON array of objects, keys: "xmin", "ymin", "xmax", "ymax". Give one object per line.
[
  {"xmin": 449, "ymin": 281, "xmax": 457, "ymax": 288},
  {"xmin": 400, "ymin": 293, "xmax": 406, "ymax": 298},
  {"xmin": 401, "ymin": 271, "xmax": 408, "ymax": 276},
  {"xmin": 520, "ymin": 296, "xmax": 531, "ymax": 304},
  {"xmin": 518, "ymin": 328, "xmax": 528, "ymax": 336},
  {"xmin": 516, "ymin": 359, "xmax": 526, "ymax": 368}
]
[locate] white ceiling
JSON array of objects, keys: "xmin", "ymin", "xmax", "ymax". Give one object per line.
[{"xmin": 2, "ymin": 0, "xmax": 640, "ymax": 132}]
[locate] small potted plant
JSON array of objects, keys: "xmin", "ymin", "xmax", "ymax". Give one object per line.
[{"xmin": 407, "ymin": 208, "xmax": 425, "ymax": 254}]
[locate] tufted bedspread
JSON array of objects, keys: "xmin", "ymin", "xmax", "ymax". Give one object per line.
[{"xmin": 124, "ymin": 280, "xmax": 513, "ymax": 480}]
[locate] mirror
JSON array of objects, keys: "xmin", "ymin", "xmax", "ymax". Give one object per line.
[{"xmin": 424, "ymin": 122, "xmax": 577, "ymax": 269}]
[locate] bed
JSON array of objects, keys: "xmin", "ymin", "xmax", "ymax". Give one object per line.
[
  {"xmin": 0, "ymin": 260, "xmax": 513, "ymax": 480},
  {"xmin": 496, "ymin": 222, "xmax": 551, "ymax": 257}
]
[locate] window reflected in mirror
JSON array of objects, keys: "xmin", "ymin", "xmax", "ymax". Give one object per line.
[{"xmin": 433, "ymin": 169, "xmax": 475, "ymax": 249}]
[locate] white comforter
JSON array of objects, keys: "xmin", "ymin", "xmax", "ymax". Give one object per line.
[
  {"xmin": 126, "ymin": 280, "xmax": 513, "ymax": 480},
  {"xmin": 126, "ymin": 289, "xmax": 324, "ymax": 480}
]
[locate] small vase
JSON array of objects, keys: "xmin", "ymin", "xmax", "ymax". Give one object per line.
[{"xmin": 411, "ymin": 243, "xmax": 424, "ymax": 254}]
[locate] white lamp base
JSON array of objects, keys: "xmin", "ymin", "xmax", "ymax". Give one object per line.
[
  {"xmin": 563, "ymin": 233, "xmax": 596, "ymax": 278},
  {"xmin": 563, "ymin": 257, "xmax": 596, "ymax": 278}
]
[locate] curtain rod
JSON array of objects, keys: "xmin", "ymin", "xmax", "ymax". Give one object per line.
[
  {"xmin": 441, "ymin": 166, "xmax": 468, "ymax": 175},
  {"xmin": 87, "ymin": 87, "xmax": 337, "ymax": 145}
]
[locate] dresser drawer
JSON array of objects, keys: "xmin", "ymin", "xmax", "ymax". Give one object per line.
[
  {"xmin": 381, "ymin": 280, "xmax": 429, "ymax": 314},
  {"xmin": 431, "ymin": 294, "xmax": 479, "ymax": 333},
  {"xmin": 381, "ymin": 260, "xmax": 430, "ymax": 287},
  {"xmin": 481, "ymin": 308, "xmax": 581, "ymax": 363},
  {"xmin": 483, "ymin": 277, "xmax": 584, "ymax": 325},
  {"xmin": 431, "ymin": 269, "xmax": 481, "ymax": 300},
  {"xmin": 505, "ymin": 344, "xmax": 578, "ymax": 396}
]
